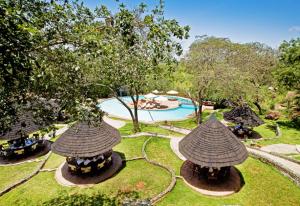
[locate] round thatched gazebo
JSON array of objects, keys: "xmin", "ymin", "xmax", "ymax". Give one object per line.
[
  {"xmin": 0, "ymin": 112, "xmax": 44, "ymax": 158},
  {"xmin": 179, "ymin": 116, "xmax": 248, "ymax": 182},
  {"xmin": 52, "ymin": 121, "xmax": 121, "ymax": 175}
]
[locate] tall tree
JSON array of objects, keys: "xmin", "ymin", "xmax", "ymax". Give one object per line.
[
  {"xmin": 1, "ymin": 0, "xmax": 105, "ymax": 131},
  {"xmin": 94, "ymin": 2, "xmax": 189, "ymax": 132},
  {"xmin": 182, "ymin": 36, "xmax": 235, "ymax": 124},
  {"xmin": 275, "ymin": 38, "xmax": 300, "ymax": 112}
]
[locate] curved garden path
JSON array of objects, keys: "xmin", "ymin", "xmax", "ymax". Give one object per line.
[{"xmin": 103, "ymin": 116, "xmax": 126, "ymax": 129}]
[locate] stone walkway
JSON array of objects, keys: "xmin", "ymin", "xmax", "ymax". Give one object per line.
[
  {"xmin": 43, "ymin": 125, "xmax": 69, "ymax": 140},
  {"xmin": 123, "ymin": 132, "xmax": 182, "ymax": 139},
  {"xmin": 159, "ymin": 125, "xmax": 190, "ymax": 135},
  {"xmin": 247, "ymin": 147, "xmax": 300, "ymax": 178},
  {"xmin": 261, "ymin": 144, "xmax": 300, "ymax": 154},
  {"xmin": 103, "ymin": 116, "xmax": 126, "ymax": 129},
  {"xmin": 170, "ymin": 138, "xmax": 186, "ymax": 161}
]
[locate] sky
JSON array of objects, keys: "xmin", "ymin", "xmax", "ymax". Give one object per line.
[{"xmin": 83, "ymin": 0, "xmax": 300, "ymax": 52}]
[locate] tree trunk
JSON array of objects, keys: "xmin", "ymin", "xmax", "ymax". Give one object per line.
[
  {"xmin": 132, "ymin": 95, "xmax": 141, "ymax": 133},
  {"xmin": 197, "ymin": 103, "xmax": 203, "ymax": 124},
  {"xmin": 95, "ymin": 84, "xmax": 141, "ymax": 133},
  {"xmin": 191, "ymin": 99, "xmax": 198, "ymax": 121},
  {"xmin": 253, "ymin": 101, "xmax": 262, "ymax": 115}
]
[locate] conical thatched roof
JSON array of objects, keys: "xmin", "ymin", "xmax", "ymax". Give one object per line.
[
  {"xmin": 179, "ymin": 117, "xmax": 248, "ymax": 168},
  {"xmin": 0, "ymin": 112, "xmax": 41, "ymax": 140},
  {"xmin": 51, "ymin": 121, "xmax": 121, "ymax": 158},
  {"xmin": 223, "ymin": 105, "xmax": 264, "ymax": 127}
]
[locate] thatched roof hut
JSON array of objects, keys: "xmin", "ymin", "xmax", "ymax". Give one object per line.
[
  {"xmin": 0, "ymin": 112, "xmax": 41, "ymax": 141},
  {"xmin": 51, "ymin": 121, "xmax": 121, "ymax": 158},
  {"xmin": 223, "ymin": 105, "xmax": 264, "ymax": 127},
  {"xmin": 179, "ymin": 117, "xmax": 248, "ymax": 168}
]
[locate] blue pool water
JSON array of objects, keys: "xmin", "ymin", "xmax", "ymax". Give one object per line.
[{"xmin": 98, "ymin": 96, "xmax": 196, "ymax": 122}]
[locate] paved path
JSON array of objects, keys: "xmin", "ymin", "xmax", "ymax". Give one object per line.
[
  {"xmin": 170, "ymin": 138, "xmax": 186, "ymax": 161},
  {"xmin": 261, "ymin": 144, "xmax": 300, "ymax": 154},
  {"xmin": 123, "ymin": 132, "xmax": 182, "ymax": 139},
  {"xmin": 43, "ymin": 125, "xmax": 69, "ymax": 140},
  {"xmin": 247, "ymin": 147, "xmax": 300, "ymax": 178},
  {"xmin": 103, "ymin": 116, "xmax": 126, "ymax": 129},
  {"xmin": 159, "ymin": 125, "xmax": 190, "ymax": 135}
]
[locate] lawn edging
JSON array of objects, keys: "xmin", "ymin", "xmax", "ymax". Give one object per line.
[
  {"xmin": 142, "ymin": 137, "xmax": 177, "ymax": 205},
  {"xmin": 0, "ymin": 151, "xmax": 52, "ymax": 197},
  {"xmin": 248, "ymin": 148, "xmax": 300, "ymax": 187}
]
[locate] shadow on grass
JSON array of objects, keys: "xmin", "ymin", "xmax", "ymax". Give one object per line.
[
  {"xmin": 42, "ymin": 190, "xmax": 142, "ymax": 206},
  {"xmin": 277, "ymin": 120, "xmax": 300, "ymax": 130}
]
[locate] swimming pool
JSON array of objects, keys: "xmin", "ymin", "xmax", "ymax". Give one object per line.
[{"xmin": 98, "ymin": 96, "xmax": 196, "ymax": 122}]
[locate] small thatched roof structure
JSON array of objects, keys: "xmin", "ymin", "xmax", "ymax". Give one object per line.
[
  {"xmin": 179, "ymin": 116, "xmax": 248, "ymax": 168},
  {"xmin": 223, "ymin": 105, "xmax": 264, "ymax": 127},
  {"xmin": 0, "ymin": 112, "xmax": 41, "ymax": 141},
  {"xmin": 51, "ymin": 121, "xmax": 121, "ymax": 158}
]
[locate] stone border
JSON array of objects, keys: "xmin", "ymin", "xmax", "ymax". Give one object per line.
[
  {"xmin": 0, "ymin": 158, "xmax": 44, "ymax": 167},
  {"xmin": 249, "ymin": 153, "xmax": 300, "ymax": 187},
  {"xmin": 0, "ymin": 151, "xmax": 51, "ymax": 197},
  {"xmin": 142, "ymin": 137, "xmax": 177, "ymax": 205},
  {"xmin": 248, "ymin": 146, "xmax": 300, "ymax": 165}
]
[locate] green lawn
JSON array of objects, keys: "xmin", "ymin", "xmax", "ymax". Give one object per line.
[
  {"xmin": 289, "ymin": 154, "xmax": 300, "ymax": 161},
  {"xmin": 114, "ymin": 136, "xmax": 148, "ymax": 159},
  {"xmin": 145, "ymin": 137, "xmax": 183, "ymax": 175},
  {"xmin": 256, "ymin": 121, "xmax": 300, "ymax": 146},
  {"xmin": 118, "ymin": 122, "xmax": 183, "ymax": 137},
  {"xmin": 43, "ymin": 153, "xmax": 65, "ymax": 170},
  {"xmin": 1, "ymin": 120, "xmax": 300, "ymax": 205},
  {"xmin": 161, "ymin": 109, "xmax": 228, "ymax": 130},
  {"xmin": 0, "ymin": 162, "xmax": 40, "ymax": 191},
  {"xmin": 0, "ymin": 160, "xmax": 171, "ymax": 206},
  {"xmin": 158, "ymin": 158, "xmax": 300, "ymax": 206}
]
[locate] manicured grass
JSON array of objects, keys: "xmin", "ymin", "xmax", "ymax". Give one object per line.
[
  {"xmin": 118, "ymin": 122, "xmax": 183, "ymax": 137},
  {"xmin": 257, "ymin": 123, "xmax": 300, "ymax": 146},
  {"xmin": 145, "ymin": 137, "xmax": 183, "ymax": 175},
  {"xmin": 50, "ymin": 134, "xmax": 62, "ymax": 142},
  {"xmin": 158, "ymin": 158, "xmax": 300, "ymax": 206},
  {"xmin": 162, "ymin": 109, "xmax": 227, "ymax": 130},
  {"xmin": 0, "ymin": 160, "xmax": 171, "ymax": 206},
  {"xmin": 163, "ymin": 118, "xmax": 197, "ymax": 130},
  {"xmin": 114, "ymin": 136, "xmax": 148, "ymax": 159},
  {"xmin": 43, "ymin": 153, "xmax": 65, "ymax": 169},
  {"xmin": 253, "ymin": 123, "xmax": 277, "ymax": 139},
  {"xmin": 0, "ymin": 162, "xmax": 40, "ymax": 191},
  {"xmin": 289, "ymin": 154, "xmax": 300, "ymax": 161}
]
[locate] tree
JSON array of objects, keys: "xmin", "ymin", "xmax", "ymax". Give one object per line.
[
  {"xmin": 181, "ymin": 36, "xmax": 277, "ymax": 123},
  {"xmin": 182, "ymin": 36, "xmax": 236, "ymax": 124},
  {"xmin": 0, "ymin": 0, "xmax": 53, "ymax": 131},
  {"xmin": 93, "ymin": 2, "xmax": 189, "ymax": 132},
  {"xmin": 275, "ymin": 38, "xmax": 300, "ymax": 115},
  {"xmin": 1, "ymin": 0, "xmax": 106, "ymax": 131},
  {"xmin": 227, "ymin": 42, "xmax": 277, "ymax": 114}
]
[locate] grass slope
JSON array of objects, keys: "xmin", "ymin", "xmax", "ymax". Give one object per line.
[
  {"xmin": 0, "ymin": 162, "xmax": 40, "ymax": 191},
  {"xmin": 158, "ymin": 158, "xmax": 300, "ymax": 206},
  {"xmin": 0, "ymin": 160, "xmax": 171, "ymax": 206}
]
